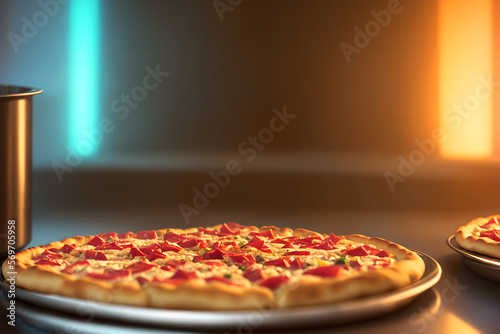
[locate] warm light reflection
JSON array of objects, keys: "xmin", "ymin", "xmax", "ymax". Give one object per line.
[
  {"xmin": 439, "ymin": 0, "xmax": 493, "ymax": 158},
  {"xmin": 441, "ymin": 313, "xmax": 481, "ymax": 334}
]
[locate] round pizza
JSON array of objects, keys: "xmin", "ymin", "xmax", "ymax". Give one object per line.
[
  {"xmin": 3, "ymin": 223, "xmax": 425, "ymax": 310},
  {"xmin": 455, "ymin": 215, "xmax": 500, "ymax": 258}
]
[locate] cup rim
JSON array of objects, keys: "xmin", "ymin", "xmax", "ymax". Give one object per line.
[{"xmin": 0, "ymin": 84, "xmax": 43, "ymax": 98}]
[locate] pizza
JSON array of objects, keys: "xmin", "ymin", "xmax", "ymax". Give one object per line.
[
  {"xmin": 3, "ymin": 223, "xmax": 425, "ymax": 310},
  {"xmin": 455, "ymin": 215, "xmax": 500, "ymax": 259}
]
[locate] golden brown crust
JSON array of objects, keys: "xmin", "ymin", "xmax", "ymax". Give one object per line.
[
  {"xmin": 292, "ymin": 228, "xmax": 323, "ymax": 238},
  {"xmin": 261, "ymin": 225, "xmax": 293, "ymax": 237},
  {"xmin": 455, "ymin": 215, "xmax": 500, "ymax": 258},
  {"xmin": 3, "ymin": 224, "xmax": 426, "ymax": 310},
  {"xmin": 276, "ymin": 234, "xmax": 425, "ymax": 308},
  {"xmin": 145, "ymin": 280, "xmax": 273, "ymax": 310}
]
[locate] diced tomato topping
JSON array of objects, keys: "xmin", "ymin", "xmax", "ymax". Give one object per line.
[
  {"xmin": 344, "ymin": 245, "xmax": 380, "ymax": 256},
  {"xmin": 115, "ymin": 242, "xmax": 134, "ymax": 248},
  {"xmin": 482, "ymin": 217, "xmax": 500, "ymax": 229},
  {"xmin": 59, "ymin": 244, "xmax": 76, "ymax": 254},
  {"xmin": 289, "ymin": 258, "xmax": 305, "ymax": 270},
  {"xmin": 285, "ymin": 250, "xmax": 311, "ymax": 256},
  {"xmin": 62, "ymin": 260, "xmax": 90, "ymax": 274},
  {"xmin": 177, "ymin": 238, "xmax": 198, "ymax": 248},
  {"xmin": 225, "ymin": 252, "xmax": 256, "ymax": 265},
  {"xmin": 95, "ymin": 241, "xmax": 124, "ymax": 251},
  {"xmin": 249, "ymin": 229, "xmax": 276, "ymax": 239},
  {"xmin": 328, "ymin": 233, "xmax": 343, "ymax": 244},
  {"xmin": 125, "ymin": 261, "xmax": 158, "ymax": 273},
  {"xmin": 33, "ymin": 250, "xmax": 63, "ymax": 261},
  {"xmin": 164, "ymin": 232, "xmax": 185, "ymax": 243},
  {"xmin": 264, "ymin": 258, "xmax": 291, "ymax": 269},
  {"xmin": 136, "ymin": 230, "xmax": 157, "ymax": 240},
  {"xmin": 211, "ymin": 241, "xmax": 228, "ymax": 251},
  {"xmin": 220, "ymin": 223, "xmax": 240, "ymax": 235},
  {"xmin": 178, "ymin": 238, "xmax": 207, "ymax": 249},
  {"xmin": 98, "ymin": 232, "xmax": 118, "ymax": 241},
  {"xmin": 87, "ymin": 236, "xmax": 106, "ymax": 247},
  {"xmin": 212, "ymin": 241, "xmax": 238, "ymax": 252},
  {"xmin": 118, "ymin": 231, "xmax": 136, "ymax": 239},
  {"xmin": 130, "ymin": 247, "xmax": 146, "ymax": 257},
  {"xmin": 245, "ymin": 236, "xmax": 265, "ymax": 248},
  {"xmin": 479, "ymin": 229, "xmax": 500, "ymax": 242},
  {"xmin": 203, "ymin": 249, "xmax": 225, "ymax": 260},
  {"xmin": 147, "ymin": 250, "xmax": 167, "ymax": 261},
  {"xmin": 303, "ymin": 265, "xmax": 345, "ymax": 278},
  {"xmin": 205, "ymin": 276, "xmax": 241, "ymax": 286},
  {"xmin": 35, "ymin": 259, "xmax": 66, "ymax": 266},
  {"xmin": 243, "ymin": 268, "xmax": 268, "ymax": 282},
  {"xmin": 85, "ymin": 250, "xmax": 108, "ymax": 261},
  {"xmin": 193, "ymin": 255, "xmax": 204, "ymax": 262},
  {"xmin": 295, "ymin": 237, "xmax": 323, "ymax": 246},
  {"xmin": 244, "ymin": 236, "xmax": 272, "ymax": 253},
  {"xmin": 42, "ymin": 249, "xmax": 63, "ymax": 257},
  {"xmin": 136, "ymin": 276, "xmax": 151, "ymax": 285},
  {"xmin": 87, "ymin": 269, "xmax": 131, "ymax": 280},
  {"xmin": 281, "ymin": 242, "xmax": 296, "ymax": 249},
  {"xmin": 258, "ymin": 276, "xmax": 290, "ymax": 290},
  {"xmin": 375, "ymin": 250, "xmax": 391, "ymax": 257},
  {"xmin": 139, "ymin": 245, "xmax": 159, "ymax": 255},
  {"xmin": 169, "ymin": 268, "xmax": 199, "ymax": 280},
  {"xmin": 313, "ymin": 240, "xmax": 337, "ymax": 251},
  {"xmin": 157, "ymin": 242, "xmax": 183, "ymax": 253}
]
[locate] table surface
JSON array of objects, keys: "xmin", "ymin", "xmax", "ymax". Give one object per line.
[{"xmin": 1, "ymin": 210, "xmax": 499, "ymax": 334}]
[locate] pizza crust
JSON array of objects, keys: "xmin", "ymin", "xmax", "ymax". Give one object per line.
[
  {"xmin": 3, "ymin": 225, "xmax": 426, "ymax": 310},
  {"xmin": 276, "ymin": 234, "xmax": 425, "ymax": 308},
  {"xmin": 455, "ymin": 215, "xmax": 500, "ymax": 259},
  {"xmin": 146, "ymin": 280, "xmax": 273, "ymax": 310}
]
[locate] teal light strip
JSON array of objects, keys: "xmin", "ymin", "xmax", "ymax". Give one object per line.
[{"xmin": 69, "ymin": 0, "xmax": 100, "ymax": 156}]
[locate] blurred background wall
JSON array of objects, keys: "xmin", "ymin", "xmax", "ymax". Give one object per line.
[{"xmin": 1, "ymin": 0, "xmax": 499, "ymax": 224}]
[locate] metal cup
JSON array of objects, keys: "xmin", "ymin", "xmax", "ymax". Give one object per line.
[{"xmin": 0, "ymin": 85, "xmax": 42, "ymax": 258}]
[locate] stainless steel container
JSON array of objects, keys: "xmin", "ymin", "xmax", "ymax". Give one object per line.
[{"xmin": 0, "ymin": 85, "xmax": 42, "ymax": 258}]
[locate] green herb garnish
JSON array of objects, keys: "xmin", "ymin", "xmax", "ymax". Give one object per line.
[
  {"xmin": 335, "ymin": 257, "xmax": 347, "ymax": 265},
  {"xmin": 238, "ymin": 265, "xmax": 247, "ymax": 272},
  {"xmin": 223, "ymin": 273, "xmax": 232, "ymax": 279}
]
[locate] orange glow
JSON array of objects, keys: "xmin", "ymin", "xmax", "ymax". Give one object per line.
[
  {"xmin": 439, "ymin": 0, "xmax": 493, "ymax": 158},
  {"xmin": 439, "ymin": 313, "xmax": 481, "ymax": 334}
]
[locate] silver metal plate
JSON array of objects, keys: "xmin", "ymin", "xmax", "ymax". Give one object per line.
[
  {"xmin": 1, "ymin": 252, "xmax": 441, "ymax": 331},
  {"xmin": 447, "ymin": 235, "xmax": 500, "ymax": 283}
]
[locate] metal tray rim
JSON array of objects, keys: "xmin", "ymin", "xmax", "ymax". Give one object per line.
[{"xmin": 447, "ymin": 235, "xmax": 500, "ymax": 267}]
